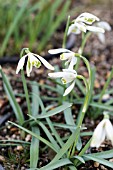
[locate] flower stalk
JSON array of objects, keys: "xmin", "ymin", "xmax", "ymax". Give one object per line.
[{"xmin": 20, "ymin": 49, "xmax": 32, "ymax": 116}]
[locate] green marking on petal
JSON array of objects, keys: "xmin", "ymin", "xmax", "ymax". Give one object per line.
[
  {"xmin": 85, "ymin": 18, "xmax": 95, "ymax": 23},
  {"xmin": 60, "ymin": 54, "xmax": 65, "ymax": 60},
  {"xmin": 61, "ymin": 78, "xmax": 67, "ymax": 84},
  {"xmin": 34, "ymin": 61, "xmax": 41, "ymax": 68}
]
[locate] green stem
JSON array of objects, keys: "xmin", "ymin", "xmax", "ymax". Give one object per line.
[
  {"xmin": 79, "ymin": 32, "xmax": 91, "ymax": 55},
  {"xmin": 98, "ymin": 67, "xmax": 113, "ymax": 103},
  {"xmin": 76, "ymin": 55, "xmax": 91, "ymax": 127},
  {"xmin": 62, "ymin": 15, "xmax": 70, "ymax": 48},
  {"xmin": 75, "ymin": 32, "xmax": 91, "ymax": 70},
  {"xmin": 20, "ymin": 48, "xmax": 31, "ymax": 116},
  {"xmin": 76, "ymin": 75, "xmax": 89, "ymax": 93},
  {"xmin": 68, "ymin": 55, "xmax": 91, "ymax": 158},
  {"xmin": 21, "ymin": 70, "xmax": 31, "ymax": 115}
]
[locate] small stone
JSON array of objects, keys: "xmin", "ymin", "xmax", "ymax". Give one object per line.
[
  {"xmin": 25, "ymin": 134, "xmax": 31, "ymax": 142},
  {"xmin": 100, "ymin": 165, "xmax": 107, "ymax": 170},
  {"xmin": 94, "ymin": 161, "xmax": 99, "ymax": 167},
  {"xmin": 94, "ymin": 80, "xmax": 100, "ymax": 88},
  {"xmin": 102, "ymin": 94, "xmax": 110, "ymax": 101},
  {"xmin": 0, "ymin": 155, "xmax": 5, "ymax": 162},
  {"xmin": 12, "ymin": 134, "xmax": 16, "ymax": 139},
  {"xmin": 16, "ymin": 145, "xmax": 23, "ymax": 151},
  {"xmin": 109, "ymin": 158, "xmax": 113, "ymax": 162}
]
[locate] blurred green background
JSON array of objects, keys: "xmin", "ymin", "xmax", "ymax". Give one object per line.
[
  {"xmin": 0, "ymin": 0, "xmax": 70, "ymax": 57},
  {"xmin": 0, "ymin": 0, "xmax": 112, "ymax": 58}
]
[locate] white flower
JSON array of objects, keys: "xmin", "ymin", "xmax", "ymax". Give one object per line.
[
  {"xmin": 16, "ymin": 51, "xmax": 54, "ymax": 77},
  {"xmin": 95, "ymin": 21, "xmax": 111, "ymax": 43},
  {"xmin": 48, "ymin": 69, "xmax": 77, "ymax": 96},
  {"xmin": 48, "ymin": 48, "xmax": 77, "ymax": 69},
  {"xmin": 90, "ymin": 118, "xmax": 113, "ymax": 148},
  {"xmin": 76, "ymin": 12, "xmax": 100, "ymax": 25},
  {"xmin": 68, "ymin": 12, "xmax": 105, "ymax": 35}
]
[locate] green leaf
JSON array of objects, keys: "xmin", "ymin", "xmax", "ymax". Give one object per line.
[
  {"xmin": 46, "ymin": 117, "xmax": 64, "ymax": 148},
  {"xmin": 74, "ymin": 100, "xmax": 113, "ymax": 112},
  {"xmin": 31, "ymin": 81, "xmax": 40, "ymax": 116},
  {"xmin": 63, "ymin": 102, "xmax": 75, "ymax": 132},
  {"xmin": 30, "ymin": 127, "xmax": 40, "ymax": 168},
  {"xmin": 69, "ymin": 165, "xmax": 78, "ymax": 170},
  {"xmin": 37, "ymin": 0, "xmax": 70, "ymax": 52},
  {"xmin": 83, "ymin": 154, "xmax": 113, "ymax": 169},
  {"xmin": 8, "ymin": 121, "xmax": 57, "ymax": 153},
  {"xmin": 1, "ymin": 0, "xmax": 29, "ymax": 56},
  {"xmin": 36, "ymin": 103, "xmax": 72, "ymax": 119},
  {"xmin": 85, "ymin": 149, "xmax": 113, "ymax": 159},
  {"xmin": 73, "ymin": 156, "xmax": 85, "ymax": 164},
  {"xmin": 0, "ymin": 67, "xmax": 24, "ymax": 125},
  {"xmin": 30, "ymin": 82, "xmax": 40, "ymax": 168},
  {"xmin": 29, "ymin": 115, "xmax": 60, "ymax": 151},
  {"xmin": 28, "ymin": 158, "xmax": 73, "ymax": 170},
  {"xmin": 50, "ymin": 127, "xmax": 80, "ymax": 163}
]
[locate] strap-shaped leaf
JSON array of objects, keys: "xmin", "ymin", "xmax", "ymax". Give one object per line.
[
  {"xmin": 9, "ymin": 121, "xmax": 57, "ymax": 153},
  {"xmin": 36, "ymin": 103, "xmax": 72, "ymax": 119},
  {"xmin": 83, "ymin": 154, "xmax": 113, "ymax": 169},
  {"xmin": 0, "ymin": 66, "xmax": 24, "ymax": 125}
]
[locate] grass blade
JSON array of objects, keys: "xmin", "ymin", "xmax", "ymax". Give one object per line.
[
  {"xmin": 28, "ymin": 158, "xmax": 73, "ymax": 170},
  {"xmin": 36, "ymin": 103, "xmax": 72, "ymax": 119},
  {"xmin": 83, "ymin": 155, "xmax": 113, "ymax": 169},
  {"xmin": 1, "ymin": 0, "xmax": 29, "ymax": 56},
  {"xmin": 30, "ymin": 82, "xmax": 40, "ymax": 168},
  {"xmin": 50, "ymin": 127, "xmax": 80, "ymax": 163},
  {"xmin": 9, "ymin": 121, "xmax": 57, "ymax": 153},
  {"xmin": 0, "ymin": 66, "xmax": 24, "ymax": 125},
  {"xmin": 30, "ymin": 127, "xmax": 40, "ymax": 168}
]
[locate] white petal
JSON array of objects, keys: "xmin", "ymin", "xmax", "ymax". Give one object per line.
[
  {"xmin": 67, "ymin": 24, "xmax": 81, "ymax": 35},
  {"xmin": 105, "ymin": 119, "xmax": 113, "ymax": 145},
  {"xmin": 28, "ymin": 53, "xmax": 40, "ymax": 63},
  {"xmin": 26, "ymin": 58, "xmax": 32, "ymax": 77},
  {"xmin": 75, "ymin": 22, "xmax": 86, "ymax": 33},
  {"xmin": 90, "ymin": 119, "xmax": 106, "ymax": 148},
  {"xmin": 97, "ymin": 33, "xmax": 105, "ymax": 44},
  {"xmin": 48, "ymin": 72, "xmax": 69, "ymax": 78},
  {"xmin": 63, "ymin": 80, "xmax": 75, "ymax": 96},
  {"xmin": 62, "ymin": 72, "xmax": 77, "ymax": 84},
  {"xmin": 86, "ymin": 25, "xmax": 105, "ymax": 33},
  {"xmin": 68, "ymin": 56, "xmax": 77, "ymax": 70},
  {"xmin": 32, "ymin": 53, "xmax": 54, "ymax": 70},
  {"xmin": 48, "ymin": 48, "xmax": 71, "ymax": 54},
  {"xmin": 60, "ymin": 52, "xmax": 74, "ymax": 60},
  {"xmin": 77, "ymin": 12, "xmax": 100, "ymax": 22},
  {"xmin": 62, "ymin": 69, "xmax": 77, "ymax": 74},
  {"xmin": 97, "ymin": 21, "xmax": 111, "ymax": 31},
  {"xmin": 16, "ymin": 55, "xmax": 27, "ymax": 74}
]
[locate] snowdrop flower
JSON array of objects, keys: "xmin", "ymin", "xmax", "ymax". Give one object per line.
[
  {"xmin": 48, "ymin": 48, "xmax": 77, "ymax": 69},
  {"xmin": 90, "ymin": 114, "xmax": 113, "ymax": 148},
  {"xmin": 48, "ymin": 69, "xmax": 77, "ymax": 96},
  {"xmin": 95, "ymin": 21, "xmax": 111, "ymax": 43},
  {"xmin": 68, "ymin": 12, "xmax": 105, "ymax": 35},
  {"xmin": 16, "ymin": 50, "xmax": 54, "ymax": 77}
]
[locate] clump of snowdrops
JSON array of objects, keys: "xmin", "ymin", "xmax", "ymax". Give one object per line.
[{"xmin": 0, "ymin": 12, "xmax": 113, "ymax": 170}]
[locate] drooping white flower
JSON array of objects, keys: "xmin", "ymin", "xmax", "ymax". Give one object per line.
[
  {"xmin": 48, "ymin": 69, "xmax": 77, "ymax": 96},
  {"xmin": 16, "ymin": 51, "xmax": 54, "ymax": 77},
  {"xmin": 48, "ymin": 48, "xmax": 77, "ymax": 69},
  {"xmin": 90, "ymin": 117, "xmax": 113, "ymax": 148},
  {"xmin": 95, "ymin": 21, "xmax": 111, "ymax": 43},
  {"xmin": 68, "ymin": 12, "xmax": 105, "ymax": 35},
  {"xmin": 76, "ymin": 12, "xmax": 100, "ymax": 25}
]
